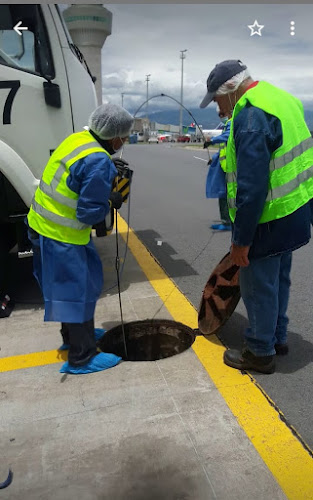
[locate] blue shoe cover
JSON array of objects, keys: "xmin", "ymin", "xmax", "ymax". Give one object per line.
[
  {"xmin": 58, "ymin": 343, "xmax": 70, "ymax": 351},
  {"xmin": 210, "ymin": 223, "xmax": 231, "ymax": 231},
  {"xmin": 94, "ymin": 328, "xmax": 106, "ymax": 342},
  {"xmin": 59, "ymin": 352, "xmax": 122, "ymax": 374}
]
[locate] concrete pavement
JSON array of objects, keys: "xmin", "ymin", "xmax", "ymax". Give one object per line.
[{"xmin": 0, "ymin": 220, "xmax": 299, "ymax": 499}]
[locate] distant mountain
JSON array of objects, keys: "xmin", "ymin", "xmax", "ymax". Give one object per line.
[
  {"xmin": 146, "ymin": 108, "xmax": 220, "ymax": 129},
  {"xmin": 142, "ymin": 107, "xmax": 313, "ymax": 131}
]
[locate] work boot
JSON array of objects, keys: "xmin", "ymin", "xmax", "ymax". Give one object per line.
[
  {"xmin": 223, "ymin": 348, "xmax": 275, "ymax": 374},
  {"xmin": 275, "ymin": 343, "xmax": 289, "ymax": 355}
]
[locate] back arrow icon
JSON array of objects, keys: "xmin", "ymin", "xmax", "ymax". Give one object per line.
[{"xmin": 13, "ymin": 21, "xmax": 28, "ymax": 36}]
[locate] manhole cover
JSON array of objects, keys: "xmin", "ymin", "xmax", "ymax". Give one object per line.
[
  {"xmin": 97, "ymin": 319, "xmax": 196, "ymax": 361},
  {"xmin": 198, "ymin": 252, "xmax": 240, "ymax": 335}
]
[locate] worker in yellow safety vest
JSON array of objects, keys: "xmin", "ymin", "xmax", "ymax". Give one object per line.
[
  {"xmin": 27, "ymin": 103, "xmax": 134, "ymax": 375},
  {"xmin": 200, "ymin": 59, "xmax": 313, "ymax": 374}
]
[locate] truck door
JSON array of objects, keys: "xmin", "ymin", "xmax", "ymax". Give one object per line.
[{"xmin": 0, "ymin": 4, "xmax": 73, "ymax": 185}]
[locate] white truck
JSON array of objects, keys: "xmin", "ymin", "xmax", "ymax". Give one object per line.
[{"xmin": 0, "ymin": 4, "xmax": 98, "ymax": 291}]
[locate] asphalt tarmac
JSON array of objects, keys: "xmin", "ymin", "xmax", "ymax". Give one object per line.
[{"xmin": 121, "ymin": 142, "xmax": 313, "ymax": 452}]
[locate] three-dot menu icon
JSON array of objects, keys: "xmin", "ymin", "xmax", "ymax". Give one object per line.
[{"xmin": 290, "ymin": 21, "xmax": 295, "ymax": 36}]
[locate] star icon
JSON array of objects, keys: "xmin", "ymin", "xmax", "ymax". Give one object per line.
[{"xmin": 248, "ymin": 20, "xmax": 264, "ymax": 36}]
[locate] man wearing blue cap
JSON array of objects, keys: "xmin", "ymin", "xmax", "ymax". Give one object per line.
[{"xmin": 200, "ymin": 60, "xmax": 313, "ymax": 374}]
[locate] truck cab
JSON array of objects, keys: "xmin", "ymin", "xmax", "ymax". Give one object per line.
[{"xmin": 0, "ymin": 4, "xmax": 97, "ymax": 290}]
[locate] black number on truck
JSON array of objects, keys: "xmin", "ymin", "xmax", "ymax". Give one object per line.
[{"xmin": 0, "ymin": 80, "xmax": 21, "ymax": 124}]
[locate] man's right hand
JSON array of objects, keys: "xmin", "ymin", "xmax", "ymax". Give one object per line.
[
  {"xmin": 112, "ymin": 158, "xmax": 129, "ymax": 169},
  {"xmin": 230, "ymin": 243, "xmax": 250, "ymax": 267},
  {"xmin": 109, "ymin": 191, "xmax": 123, "ymax": 210}
]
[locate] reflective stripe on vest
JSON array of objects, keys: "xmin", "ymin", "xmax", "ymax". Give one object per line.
[
  {"xmin": 269, "ymin": 136, "xmax": 313, "ymax": 171},
  {"xmin": 28, "ymin": 131, "xmax": 111, "ymax": 244},
  {"xmin": 38, "ymin": 141, "xmax": 100, "ymax": 210},
  {"xmin": 226, "ymin": 82, "xmax": 313, "ymax": 223},
  {"xmin": 219, "ymin": 144, "xmax": 226, "ymax": 169},
  {"xmin": 31, "ymin": 200, "xmax": 89, "ymax": 230},
  {"xmin": 227, "ymin": 135, "xmax": 313, "ymax": 209},
  {"xmin": 219, "ymin": 119, "xmax": 231, "ymax": 172}
]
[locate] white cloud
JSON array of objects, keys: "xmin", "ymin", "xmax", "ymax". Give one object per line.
[{"xmin": 86, "ymin": 4, "xmax": 313, "ymax": 111}]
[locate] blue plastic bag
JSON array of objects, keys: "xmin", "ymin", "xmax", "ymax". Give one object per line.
[{"xmin": 206, "ymin": 152, "xmax": 227, "ymax": 199}]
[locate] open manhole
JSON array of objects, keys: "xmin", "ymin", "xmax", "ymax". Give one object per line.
[{"xmin": 97, "ymin": 319, "xmax": 196, "ymax": 361}]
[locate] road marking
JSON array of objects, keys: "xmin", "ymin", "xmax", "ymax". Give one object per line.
[
  {"xmin": 117, "ymin": 213, "xmax": 313, "ymax": 500},
  {"xmin": 1, "ymin": 215, "xmax": 313, "ymax": 499},
  {"xmin": 0, "ymin": 350, "xmax": 67, "ymax": 373},
  {"xmin": 193, "ymin": 156, "xmax": 207, "ymax": 162}
]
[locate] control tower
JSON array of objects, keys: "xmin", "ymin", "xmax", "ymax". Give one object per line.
[{"xmin": 63, "ymin": 4, "xmax": 112, "ymax": 104}]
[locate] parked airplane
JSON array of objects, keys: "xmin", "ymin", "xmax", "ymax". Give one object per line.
[{"xmin": 201, "ymin": 123, "xmax": 225, "ymax": 140}]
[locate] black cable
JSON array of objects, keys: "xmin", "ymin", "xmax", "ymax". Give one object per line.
[
  {"xmin": 103, "ymin": 95, "xmax": 211, "ymax": 347},
  {"xmin": 133, "ymin": 93, "xmax": 212, "ymax": 161},
  {"xmin": 101, "ymin": 178, "xmax": 131, "ymax": 294},
  {"xmin": 104, "ymin": 93, "xmax": 212, "ymax": 296},
  {"xmin": 114, "ymin": 182, "xmax": 128, "ymax": 360}
]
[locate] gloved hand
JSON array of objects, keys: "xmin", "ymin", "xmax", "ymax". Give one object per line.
[
  {"xmin": 112, "ymin": 158, "xmax": 129, "ymax": 169},
  {"xmin": 109, "ymin": 191, "xmax": 123, "ymax": 210},
  {"xmin": 203, "ymin": 141, "xmax": 212, "ymax": 149}
]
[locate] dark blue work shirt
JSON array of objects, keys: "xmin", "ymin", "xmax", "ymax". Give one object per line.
[
  {"xmin": 66, "ymin": 152, "xmax": 117, "ymax": 226},
  {"xmin": 232, "ymin": 103, "xmax": 311, "ymax": 258}
]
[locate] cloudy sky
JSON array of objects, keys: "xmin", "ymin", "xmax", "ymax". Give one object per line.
[{"xmin": 97, "ymin": 4, "xmax": 313, "ymax": 113}]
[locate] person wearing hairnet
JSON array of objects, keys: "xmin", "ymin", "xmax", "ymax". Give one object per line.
[
  {"xmin": 27, "ymin": 103, "xmax": 134, "ymax": 375},
  {"xmin": 200, "ymin": 60, "xmax": 313, "ymax": 374}
]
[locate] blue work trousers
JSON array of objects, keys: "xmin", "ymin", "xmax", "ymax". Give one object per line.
[{"xmin": 239, "ymin": 251, "xmax": 292, "ymax": 356}]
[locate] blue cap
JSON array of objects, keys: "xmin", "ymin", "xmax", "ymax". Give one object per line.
[{"xmin": 200, "ymin": 60, "xmax": 247, "ymax": 109}]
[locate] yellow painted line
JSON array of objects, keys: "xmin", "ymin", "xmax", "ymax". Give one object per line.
[
  {"xmin": 1, "ymin": 214, "xmax": 313, "ymax": 498},
  {"xmin": 0, "ymin": 350, "xmax": 67, "ymax": 373},
  {"xmin": 117, "ymin": 213, "xmax": 313, "ymax": 500}
]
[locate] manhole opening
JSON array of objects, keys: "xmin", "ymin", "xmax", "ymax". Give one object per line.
[{"xmin": 97, "ymin": 319, "xmax": 196, "ymax": 361}]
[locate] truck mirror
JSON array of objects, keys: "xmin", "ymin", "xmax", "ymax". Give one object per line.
[{"xmin": 43, "ymin": 81, "xmax": 61, "ymax": 108}]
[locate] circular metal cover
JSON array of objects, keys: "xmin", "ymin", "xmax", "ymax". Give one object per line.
[{"xmin": 198, "ymin": 252, "xmax": 240, "ymax": 335}]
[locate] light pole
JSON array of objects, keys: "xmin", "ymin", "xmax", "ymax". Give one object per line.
[
  {"xmin": 179, "ymin": 49, "xmax": 187, "ymax": 136},
  {"xmin": 121, "ymin": 93, "xmax": 124, "ymax": 107},
  {"xmin": 145, "ymin": 74, "xmax": 151, "ymax": 118}
]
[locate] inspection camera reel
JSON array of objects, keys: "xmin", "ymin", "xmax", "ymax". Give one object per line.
[{"xmin": 93, "ymin": 162, "xmax": 134, "ymax": 237}]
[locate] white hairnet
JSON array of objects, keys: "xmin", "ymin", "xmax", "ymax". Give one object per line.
[
  {"xmin": 88, "ymin": 103, "xmax": 134, "ymax": 140},
  {"xmin": 216, "ymin": 69, "xmax": 251, "ymax": 96}
]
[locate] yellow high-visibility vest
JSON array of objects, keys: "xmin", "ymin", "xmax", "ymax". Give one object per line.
[
  {"xmin": 28, "ymin": 130, "xmax": 111, "ymax": 245},
  {"xmin": 226, "ymin": 81, "xmax": 313, "ymax": 223},
  {"xmin": 219, "ymin": 118, "xmax": 231, "ymax": 172}
]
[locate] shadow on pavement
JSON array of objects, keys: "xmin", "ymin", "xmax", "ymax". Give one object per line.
[
  {"xmin": 216, "ymin": 311, "xmax": 248, "ymax": 351},
  {"xmin": 129, "ymin": 229, "xmax": 199, "ymax": 279},
  {"xmin": 275, "ymin": 331, "xmax": 313, "ymax": 374},
  {"xmin": 215, "ymin": 311, "xmax": 313, "ymax": 374}
]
